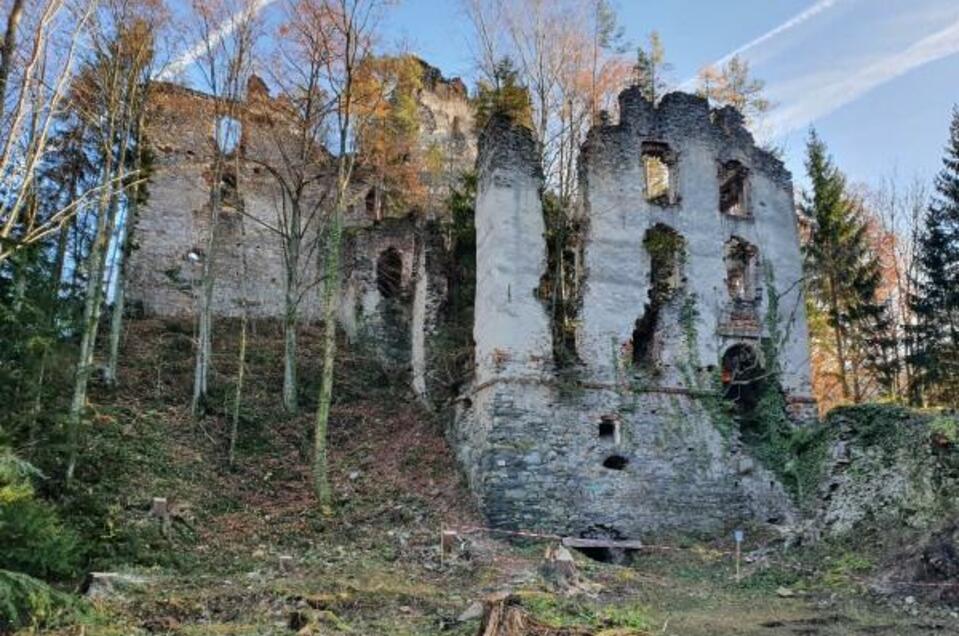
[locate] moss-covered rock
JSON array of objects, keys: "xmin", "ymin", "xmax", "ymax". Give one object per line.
[{"xmin": 805, "ymin": 405, "xmax": 959, "ymax": 537}]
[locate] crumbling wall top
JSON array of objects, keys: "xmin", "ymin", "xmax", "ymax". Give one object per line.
[
  {"xmin": 477, "ymin": 114, "xmax": 543, "ymax": 184},
  {"xmin": 584, "ymin": 88, "xmax": 790, "ymax": 187}
]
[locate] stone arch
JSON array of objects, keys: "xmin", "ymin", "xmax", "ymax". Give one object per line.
[{"xmin": 376, "ymin": 247, "xmax": 403, "ymax": 298}]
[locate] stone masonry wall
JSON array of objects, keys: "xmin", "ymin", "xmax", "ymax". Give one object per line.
[{"xmin": 453, "ymin": 90, "xmax": 814, "ymax": 539}]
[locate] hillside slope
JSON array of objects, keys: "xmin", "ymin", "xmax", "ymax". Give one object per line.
[{"xmin": 23, "ymin": 319, "xmax": 958, "ymax": 635}]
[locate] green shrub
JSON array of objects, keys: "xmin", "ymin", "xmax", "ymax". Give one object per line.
[
  {"xmin": 0, "ymin": 569, "xmax": 78, "ymax": 630},
  {"xmin": 0, "ymin": 447, "xmax": 82, "ymax": 580}
]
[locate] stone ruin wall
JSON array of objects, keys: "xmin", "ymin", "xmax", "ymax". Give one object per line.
[
  {"xmin": 128, "ymin": 62, "xmax": 821, "ymax": 540},
  {"xmin": 452, "ymin": 90, "xmax": 817, "ymax": 540},
  {"xmin": 127, "ymin": 64, "xmax": 474, "ymax": 383}
]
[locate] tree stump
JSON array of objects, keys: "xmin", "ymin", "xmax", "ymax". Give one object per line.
[{"xmin": 476, "ymin": 592, "xmax": 591, "ymax": 636}]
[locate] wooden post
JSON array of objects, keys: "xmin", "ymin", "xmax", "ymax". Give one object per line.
[
  {"xmin": 151, "ymin": 497, "xmax": 171, "ymax": 536},
  {"xmin": 733, "ymin": 529, "xmax": 744, "ymax": 582},
  {"xmin": 440, "ymin": 529, "xmax": 458, "ymax": 562}
]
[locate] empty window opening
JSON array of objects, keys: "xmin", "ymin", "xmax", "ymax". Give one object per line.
[
  {"xmin": 215, "ymin": 116, "xmax": 241, "ymax": 155},
  {"xmin": 598, "ymin": 419, "xmax": 615, "ymax": 438},
  {"xmin": 721, "ymin": 344, "xmax": 766, "ymax": 439},
  {"xmin": 219, "ymin": 169, "xmax": 241, "ymax": 210},
  {"xmin": 602, "ymin": 455, "xmax": 628, "ymax": 470},
  {"xmin": 719, "ymin": 160, "xmax": 749, "ymax": 217},
  {"xmin": 642, "ymin": 142, "xmax": 676, "ymax": 206},
  {"xmin": 365, "ymin": 188, "xmax": 381, "ymax": 221},
  {"xmin": 376, "ymin": 247, "xmax": 403, "ymax": 298},
  {"xmin": 598, "ymin": 416, "xmax": 619, "ymax": 442},
  {"xmin": 633, "ymin": 224, "xmax": 685, "ymax": 368},
  {"xmin": 724, "ymin": 236, "xmax": 759, "ymax": 304}
]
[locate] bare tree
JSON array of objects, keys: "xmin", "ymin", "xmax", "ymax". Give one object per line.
[
  {"xmin": 186, "ymin": 0, "xmax": 260, "ymax": 416},
  {"xmin": 66, "ymin": 0, "xmax": 158, "ymax": 484},
  {"xmin": 289, "ymin": 0, "xmax": 387, "ymax": 511},
  {"xmin": 463, "ymin": 0, "xmax": 629, "ymax": 202},
  {"xmin": 0, "ymin": 0, "xmax": 96, "ymax": 264}
]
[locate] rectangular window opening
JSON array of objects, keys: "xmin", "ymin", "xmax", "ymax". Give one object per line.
[
  {"xmin": 642, "ymin": 142, "xmax": 676, "ymax": 206},
  {"xmin": 719, "ymin": 161, "xmax": 749, "ymax": 217}
]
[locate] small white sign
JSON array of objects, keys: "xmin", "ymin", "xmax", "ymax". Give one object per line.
[{"xmin": 733, "ymin": 529, "xmax": 744, "ymax": 544}]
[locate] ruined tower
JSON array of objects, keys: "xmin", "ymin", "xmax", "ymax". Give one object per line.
[{"xmin": 453, "ymin": 89, "xmax": 816, "ymax": 539}]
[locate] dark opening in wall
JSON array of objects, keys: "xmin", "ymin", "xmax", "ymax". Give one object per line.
[
  {"xmin": 641, "ymin": 142, "xmax": 677, "ymax": 206},
  {"xmin": 721, "ymin": 344, "xmax": 766, "ymax": 439},
  {"xmin": 602, "ymin": 455, "xmax": 628, "ymax": 470},
  {"xmin": 574, "ymin": 525, "xmax": 634, "ymax": 564},
  {"xmin": 719, "ymin": 160, "xmax": 749, "ymax": 217},
  {"xmin": 376, "ymin": 247, "xmax": 403, "ymax": 298},
  {"xmin": 365, "ymin": 188, "xmax": 379, "ymax": 220},
  {"xmin": 598, "ymin": 417, "xmax": 616, "ymax": 439},
  {"xmin": 633, "ymin": 224, "xmax": 685, "ymax": 368}
]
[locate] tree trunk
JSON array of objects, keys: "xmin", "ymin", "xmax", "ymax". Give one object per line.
[
  {"xmin": 66, "ymin": 160, "xmax": 119, "ymax": 485},
  {"xmin": 106, "ymin": 116, "xmax": 145, "ymax": 386},
  {"xmin": 0, "ymin": 0, "xmax": 25, "ymax": 123},
  {"xmin": 313, "ymin": 199, "xmax": 342, "ymax": 513},
  {"xmin": 282, "ymin": 234, "xmax": 300, "ymax": 413},
  {"xmin": 192, "ymin": 156, "xmax": 224, "ymax": 416}
]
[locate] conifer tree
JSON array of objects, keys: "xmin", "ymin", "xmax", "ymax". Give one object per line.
[
  {"xmin": 909, "ymin": 107, "xmax": 959, "ymax": 406},
  {"xmin": 802, "ymin": 130, "xmax": 891, "ymax": 403}
]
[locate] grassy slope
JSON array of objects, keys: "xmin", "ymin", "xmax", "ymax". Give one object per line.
[{"xmin": 29, "ymin": 319, "xmax": 957, "ymax": 635}]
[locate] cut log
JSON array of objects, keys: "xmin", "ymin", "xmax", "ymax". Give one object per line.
[{"xmin": 561, "ymin": 537, "xmax": 644, "ymax": 550}]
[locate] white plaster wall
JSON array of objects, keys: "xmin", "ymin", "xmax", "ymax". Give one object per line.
[
  {"xmin": 579, "ymin": 113, "xmax": 813, "ymax": 399},
  {"xmin": 474, "ymin": 168, "xmax": 553, "ymax": 385}
]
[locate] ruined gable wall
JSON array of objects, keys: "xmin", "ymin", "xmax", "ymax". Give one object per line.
[
  {"xmin": 578, "ymin": 89, "xmax": 813, "ymax": 400},
  {"xmin": 453, "ymin": 91, "xmax": 808, "ymax": 539},
  {"xmin": 127, "ymin": 81, "xmax": 326, "ymax": 320}
]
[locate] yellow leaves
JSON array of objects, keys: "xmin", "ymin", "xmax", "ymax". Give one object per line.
[{"xmin": 0, "ymin": 482, "xmax": 34, "ymax": 505}]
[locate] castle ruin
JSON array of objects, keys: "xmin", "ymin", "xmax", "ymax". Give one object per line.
[{"xmin": 128, "ymin": 67, "xmax": 816, "ymax": 541}]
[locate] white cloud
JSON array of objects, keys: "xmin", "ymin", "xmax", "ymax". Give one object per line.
[
  {"xmin": 157, "ymin": 0, "xmax": 278, "ymax": 81},
  {"xmin": 678, "ymin": 0, "xmax": 842, "ymax": 90},
  {"xmin": 766, "ymin": 16, "xmax": 959, "ymax": 135}
]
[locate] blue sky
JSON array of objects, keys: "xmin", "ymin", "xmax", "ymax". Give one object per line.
[
  {"xmin": 171, "ymin": 0, "xmax": 959, "ymax": 192},
  {"xmin": 376, "ymin": 0, "xmax": 959, "ymax": 191}
]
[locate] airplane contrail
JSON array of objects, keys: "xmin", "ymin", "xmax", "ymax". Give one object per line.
[
  {"xmin": 767, "ymin": 15, "xmax": 959, "ymax": 135},
  {"xmin": 157, "ymin": 0, "xmax": 279, "ymax": 81},
  {"xmin": 678, "ymin": 0, "xmax": 841, "ymax": 90}
]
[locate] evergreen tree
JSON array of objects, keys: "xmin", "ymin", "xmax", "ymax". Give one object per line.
[
  {"xmin": 474, "ymin": 57, "xmax": 534, "ymax": 130},
  {"xmin": 802, "ymin": 130, "xmax": 892, "ymax": 403},
  {"xmin": 632, "ymin": 31, "xmax": 669, "ymax": 103},
  {"xmin": 909, "ymin": 107, "xmax": 959, "ymax": 406}
]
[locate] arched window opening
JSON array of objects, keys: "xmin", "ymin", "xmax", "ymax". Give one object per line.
[
  {"xmin": 641, "ymin": 142, "xmax": 677, "ymax": 206},
  {"xmin": 719, "ymin": 160, "xmax": 749, "ymax": 217},
  {"xmin": 633, "ymin": 224, "xmax": 685, "ymax": 368},
  {"xmin": 376, "ymin": 247, "xmax": 403, "ymax": 299}
]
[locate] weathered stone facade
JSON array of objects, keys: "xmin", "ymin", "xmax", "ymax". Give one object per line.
[
  {"xmin": 127, "ymin": 63, "xmax": 472, "ymax": 381},
  {"xmin": 130, "ymin": 64, "xmax": 819, "ymax": 540},
  {"xmin": 451, "ymin": 89, "xmax": 816, "ymax": 539}
]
